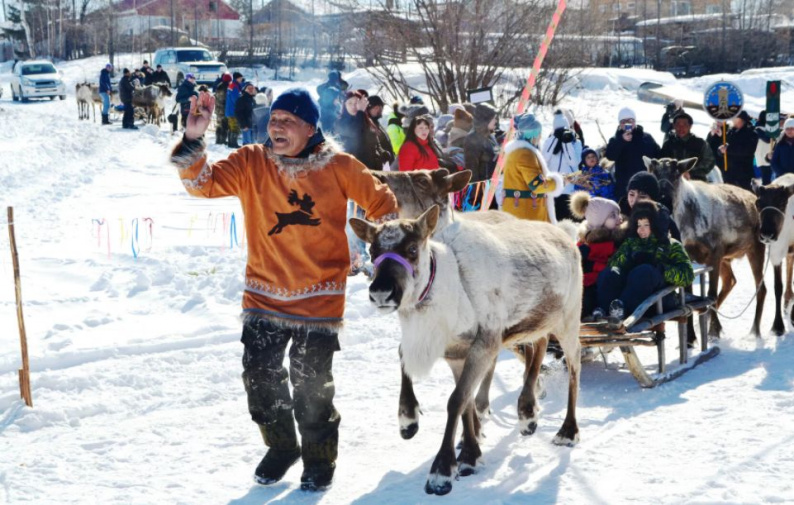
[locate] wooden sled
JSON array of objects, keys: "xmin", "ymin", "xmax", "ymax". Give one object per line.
[{"xmin": 579, "ymin": 266, "xmax": 720, "ymax": 388}]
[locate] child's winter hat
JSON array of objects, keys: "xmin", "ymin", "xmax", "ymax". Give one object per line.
[
  {"xmin": 580, "ymin": 147, "xmax": 599, "ymax": 164},
  {"xmin": 629, "ymin": 199, "xmax": 669, "ymax": 242},
  {"xmin": 627, "ymin": 171, "xmax": 660, "ymax": 201},
  {"xmin": 552, "ymin": 109, "xmax": 570, "ymax": 130},
  {"xmin": 570, "ymin": 192, "xmax": 621, "ymax": 231},
  {"xmin": 618, "ymin": 107, "xmax": 636, "ymax": 122},
  {"xmin": 784, "ymin": 117, "xmax": 794, "ymax": 130},
  {"xmin": 271, "ymin": 88, "xmax": 320, "ymax": 128}
]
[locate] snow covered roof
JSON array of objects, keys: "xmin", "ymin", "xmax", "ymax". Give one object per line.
[
  {"xmin": 115, "ymin": 0, "xmax": 241, "ymax": 21},
  {"xmin": 636, "ymin": 13, "xmax": 731, "ymax": 27}
]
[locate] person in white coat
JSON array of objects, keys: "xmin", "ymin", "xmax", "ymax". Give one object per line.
[{"xmin": 542, "ymin": 110, "xmax": 583, "ymax": 220}]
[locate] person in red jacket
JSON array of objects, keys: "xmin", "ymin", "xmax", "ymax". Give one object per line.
[
  {"xmin": 569, "ymin": 191, "xmax": 625, "ymax": 319},
  {"xmin": 398, "ymin": 114, "xmax": 442, "ymax": 171}
]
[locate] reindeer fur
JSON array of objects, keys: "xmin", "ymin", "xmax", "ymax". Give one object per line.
[
  {"xmin": 351, "ymin": 204, "xmax": 582, "ymax": 495},
  {"xmin": 644, "ymin": 156, "xmax": 766, "ymax": 338}
]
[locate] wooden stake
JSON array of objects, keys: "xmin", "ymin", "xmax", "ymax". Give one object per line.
[{"xmin": 8, "ymin": 207, "xmax": 32, "ymax": 407}]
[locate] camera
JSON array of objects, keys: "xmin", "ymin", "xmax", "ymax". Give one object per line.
[{"xmin": 624, "ymin": 124, "xmax": 633, "ymax": 132}]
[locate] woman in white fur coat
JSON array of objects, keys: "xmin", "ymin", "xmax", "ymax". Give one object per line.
[
  {"xmin": 501, "ymin": 112, "xmax": 565, "ymax": 223},
  {"xmin": 542, "ymin": 109, "xmax": 583, "ymax": 220}
]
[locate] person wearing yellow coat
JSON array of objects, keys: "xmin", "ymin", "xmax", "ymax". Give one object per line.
[{"xmin": 500, "ymin": 112, "xmax": 565, "ymax": 223}]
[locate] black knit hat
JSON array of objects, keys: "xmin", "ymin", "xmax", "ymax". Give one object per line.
[
  {"xmin": 736, "ymin": 110, "xmax": 752, "ymax": 123},
  {"xmin": 627, "ymin": 171, "xmax": 660, "ymax": 202},
  {"xmin": 630, "ymin": 199, "xmax": 669, "ymax": 242},
  {"xmin": 368, "ymin": 95, "xmax": 385, "ymax": 108}
]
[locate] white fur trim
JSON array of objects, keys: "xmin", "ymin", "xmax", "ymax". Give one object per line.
[{"xmin": 546, "ymin": 172, "xmax": 565, "ymax": 199}]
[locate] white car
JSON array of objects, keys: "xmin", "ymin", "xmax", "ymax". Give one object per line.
[
  {"xmin": 152, "ymin": 47, "xmax": 227, "ymax": 88},
  {"xmin": 10, "ymin": 60, "xmax": 66, "ymax": 102}
]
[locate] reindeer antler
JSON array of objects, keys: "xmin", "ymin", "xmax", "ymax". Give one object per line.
[{"xmin": 287, "ymin": 190, "xmax": 299, "ymax": 206}]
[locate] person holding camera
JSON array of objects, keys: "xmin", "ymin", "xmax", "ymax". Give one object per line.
[
  {"xmin": 541, "ymin": 109, "xmax": 582, "ymax": 220},
  {"xmin": 605, "ymin": 107, "xmax": 661, "ymax": 201},
  {"xmin": 661, "ymin": 99, "xmax": 683, "ymax": 140}
]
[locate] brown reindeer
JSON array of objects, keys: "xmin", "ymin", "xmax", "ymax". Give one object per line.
[
  {"xmin": 755, "ymin": 173, "xmax": 794, "ymax": 335},
  {"xmin": 644, "ymin": 156, "xmax": 766, "ymax": 338}
]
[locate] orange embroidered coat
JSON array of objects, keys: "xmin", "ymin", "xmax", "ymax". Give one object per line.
[{"xmin": 171, "ymin": 137, "xmax": 398, "ymax": 327}]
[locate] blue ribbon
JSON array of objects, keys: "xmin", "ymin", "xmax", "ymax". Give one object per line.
[
  {"xmin": 131, "ymin": 218, "xmax": 140, "ymax": 259},
  {"xmin": 230, "ymin": 212, "xmax": 239, "ymax": 248}
]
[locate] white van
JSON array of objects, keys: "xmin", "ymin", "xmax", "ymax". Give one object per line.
[{"xmin": 152, "ymin": 47, "xmax": 227, "ymax": 87}]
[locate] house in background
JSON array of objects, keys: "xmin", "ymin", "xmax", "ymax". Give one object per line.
[{"xmin": 114, "ymin": 0, "xmax": 243, "ymax": 44}]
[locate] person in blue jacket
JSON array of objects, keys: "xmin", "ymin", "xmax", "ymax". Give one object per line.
[
  {"xmin": 99, "ymin": 63, "xmax": 113, "ymax": 125},
  {"xmin": 575, "ymin": 147, "xmax": 615, "ymax": 200},
  {"xmin": 225, "ymin": 72, "xmax": 244, "ymax": 148},
  {"xmin": 772, "ymin": 118, "xmax": 794, "ymax": 177},
  {"xmin": 606, "ymin": 107, "xmax": 661, "ymax": 200}
]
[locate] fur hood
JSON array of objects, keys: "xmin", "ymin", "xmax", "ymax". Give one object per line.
[
  {"xmin": 265, "ymin": 137, "xmax": 343, "ymax": 178},
  {"xmin": 578, "ymin": 222, "xmax": 627, "ymax": 245}
]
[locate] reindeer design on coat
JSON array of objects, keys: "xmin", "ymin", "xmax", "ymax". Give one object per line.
[{"xmin": 268, "ymin": 190, "xmax": 321, "ymax": 235}]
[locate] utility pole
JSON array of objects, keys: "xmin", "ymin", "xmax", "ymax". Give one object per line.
[
  {"xmin": 170, "ymin": 0, "xmax": 175, "ymax": 46},
  {"xmin": 248, "ymin": 0, "xmax": 253, "ymax": 57},
  {"xmin": 655, "ymin": 0, "xmax": 661, "ymax": 69}
]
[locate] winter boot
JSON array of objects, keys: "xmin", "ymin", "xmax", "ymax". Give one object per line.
[
  {"xmin": 300, "ymin": 462, "xmax": 335, "ymax": 492},
  {"xmin": 606, "ymin": 299, "xmax": 625, "ymax": 330},
  {"xmin": 253, "ymin": 417, "xmax": 301, "ymax": 486},
  {"xmin": 299, "ymin": 434, "xmax": 338, "ymax": 492},
  {"xmin": 101, "ymin": 114, "xmax": 111, "ymax": 125},
  {"xmin": 227, "ymin": 137, "xmax": 241, "ymax": 149}
]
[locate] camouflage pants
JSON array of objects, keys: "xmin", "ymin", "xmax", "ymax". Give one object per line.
[{"xmin": 241, "ymin": 318, "xmax": 341, "ymax": 465}]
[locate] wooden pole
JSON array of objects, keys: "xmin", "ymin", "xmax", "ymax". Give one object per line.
[
  {"xmin": 722, "ymin": 122, "xmax": 728, "ymax": 172},
  {"xmin": 7, "ymin": 207, "xmax": 32, "ymax": 407}
]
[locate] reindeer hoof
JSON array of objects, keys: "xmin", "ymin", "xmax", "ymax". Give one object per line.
[
  {"xmin": 521, "ymin": 421, "xmax": 538, "ymax": 436},
  {"xmin": 458, "ymin": 464, "xmax": 476, "ymax": 477},
  {"xmin": 771, "ymin": 321, "xmax": 785, "ymax": 336},
  {"xmin": 425, "ymin": 475, "xmax": 453, "ymax": 495},
  {"xmin": 552, "ymin": 430, "xmax": 580, "ymax": 447},
  {"xmin": 400, "ymin": 423, "xmax": 418, "ymax": 440}
]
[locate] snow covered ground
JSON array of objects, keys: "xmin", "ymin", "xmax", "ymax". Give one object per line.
[{"xmin": 1, "ymin": 58, "xmax": 794, "ymax": 504}]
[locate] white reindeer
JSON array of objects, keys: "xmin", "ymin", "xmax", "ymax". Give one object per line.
[
  {"xmin": 350, "ymin": 204, "xmax": 582, "ymax": 496},
  {"xmin": 75, "ymin": 83, "xmax": 95, "ymax": 121}
]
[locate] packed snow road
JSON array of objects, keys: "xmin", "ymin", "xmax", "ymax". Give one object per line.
[{"xmin": 1, "ymin": 63, "xmax": 794, "ymax": 504}]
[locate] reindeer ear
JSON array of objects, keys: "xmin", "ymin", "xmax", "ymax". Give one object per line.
[
  {"xmin": 642, "ymin": 156, "xmax": 656, "ymax": 171},
  {"xmin": 445, "ymin": 170, "xmax": 472, "ymax": 193},
  {"xmin": 416, "ymin": 205, "xmax": 440, "ymax": 239},
  {"xmin": 349, "ymin": 218, "xmax": 378, "ymax": 243},
  {"xmin": 677, "ymin": 157, "xmax": 699, "ymax": 174}
]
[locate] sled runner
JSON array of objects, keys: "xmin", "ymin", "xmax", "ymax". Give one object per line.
[{"xmin": 579, "ymin": 265, "xmax": 719, "ymax": 388}]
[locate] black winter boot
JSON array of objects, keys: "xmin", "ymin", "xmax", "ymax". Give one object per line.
[
  {"xmin": 300, "ymin": 461, "xmax": 336, "ymax": 492},
  {"xmin": 227, "ymin": 137, "xmax": 240, "ymax": 148},
  {"xmin": 101, "ymin": 114, "xmax": 111, "ymax": 125},
  {"xmin": 253, "ymin": 416, "xmax": 301, "ymax": 485}
]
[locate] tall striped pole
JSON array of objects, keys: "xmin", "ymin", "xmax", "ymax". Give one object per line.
[{"xmin": 481, "ymin": 0, "xmax": 568, "ymax": 210}]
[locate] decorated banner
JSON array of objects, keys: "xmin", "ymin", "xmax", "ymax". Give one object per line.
[{"xmin": 481, "ymin": 0, "xmax": 567, "ymax": 210}]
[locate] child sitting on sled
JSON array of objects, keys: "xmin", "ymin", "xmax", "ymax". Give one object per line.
[
  {"xmin": 595, "ymin": 199, "xmax": 693, "ymax": 325},
  {"xmin": 569, "ymin": 191, "xmax": 625, "ymax": 319}
]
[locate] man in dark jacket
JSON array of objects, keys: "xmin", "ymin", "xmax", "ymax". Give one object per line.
[
  {"xmin": 660, "ymin": 99, "xmax": 683, "ymax": 140},
  {"xmin": 176, "ymin": 73, "xmax": 198, "ymax": 132},
  {"xmin": 660, "ymin": 111, "xmax": 715, "ymax": 181},
  {"xmin": 236, "ymin": 82, "xmax": 257, "ymax": 146},
  {"xmin": 99, "ymin": 63, "xmax": 113, "ymax": 125},
  {"xmin": 606, "ymin": 107, "xmax": 661, "ymax": 200},
  {"xmin": 367, "ymin": 95, "xmax": 395, "ymax": 164},
  {"xmin": 119, "ymin": 68, "xmax": 137, "ymax": 130},
  {"xmin": 317, "ymin": 71, "xmax": 348, "ymax": 135},
  {"xmin": 464, "ymin": 103, "xmax": 499, "ymax": 182},
  {"xmin": 151, "ymin": 64, "xmax": 171, "ymax": 87},
  {"xmin": 213, "ymin": 73, "xmax": 231, "ymax": 145},
  {"xmin": 715, "ymin": 110, "xmax": 759, "ymax": 191}
]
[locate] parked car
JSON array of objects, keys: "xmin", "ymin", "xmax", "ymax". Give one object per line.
[
  {"xmin": 10, "ymin": 60, "xmax": 67, "ymax": 102},
  {"xmin": 152, "ymin": 47, "xmax": 228, "ymax": 87}
]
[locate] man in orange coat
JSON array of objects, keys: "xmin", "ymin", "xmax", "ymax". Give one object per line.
[{"xmin": 170, "ymin": 88, "xmax": 397, "ymax": 491}]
